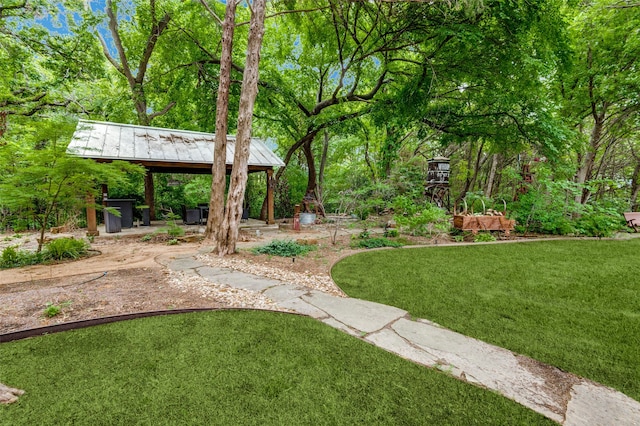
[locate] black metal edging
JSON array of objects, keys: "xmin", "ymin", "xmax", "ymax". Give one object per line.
[
  {"xmin": 0, "ymin": 308, "xmax": 220, "ymax": 343},
  {"xmin": 0, "ymin": 308, "xmax": 301, "ymax": 344}
]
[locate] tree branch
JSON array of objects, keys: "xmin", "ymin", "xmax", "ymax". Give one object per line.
[
  {"xmin": 198, "ymin": 0, "xmax": 223, "ymax": 27},
  {"xmin": 148, "ymin": 101, "xmax": 177, "ymax": 121},
  {"xmin": 137, "ymin": 12, "xmax": 172, "ymax": 84}
]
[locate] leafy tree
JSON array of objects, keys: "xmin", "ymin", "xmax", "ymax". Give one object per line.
[
  {"xmin": 0, "ymin": 118, "xmax": 144, "ymax": 251},
  {"xmin": 559, "ymin": 0, "xmax": 640, "ymax": 204}
]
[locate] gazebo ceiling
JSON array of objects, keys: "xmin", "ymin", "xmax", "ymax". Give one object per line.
[{"xmin": 66, "ymin": 120, "xmax": 284, "ymax": 174}]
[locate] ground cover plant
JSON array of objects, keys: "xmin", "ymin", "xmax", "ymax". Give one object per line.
[
  {"xmin": 332, "ymin": 239, "xmax": 640, "ymax": 401},
  {"xmin": 252, "ymin": 239, "xmax": 316, "ymax": 257},
  {"xmin": 0, "ymin": 311, "xmax": 552, "ymax": 424},
  {"xmin": 0, "ymin": 238, "xmax": 89, "ymax": 269}
]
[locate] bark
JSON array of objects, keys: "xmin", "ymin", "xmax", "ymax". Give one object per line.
[
  {"xmin": 485, "ymin": 153, "xmax": 498, "ymax": 197},
  {"xmin": 205, "ymin": 0, "xmax": 237, "ymax": 240},
  {"xmin": 317, "ymin": 130, "xmax": 330, "ymax": 203},
  {"xmin": 303, "ymin": 138, "xmax": 317, "ymax": 195},
  {"xmin": 215, "ymin": 0, "xmax": 266, "ymax": 255},
  {"xmin": 575, "ymin": 117, "xmax": 604, "ymax": 204},
  {"xmin": 456, "ymin": 140, "xmax": 485, "ymax": 204}
]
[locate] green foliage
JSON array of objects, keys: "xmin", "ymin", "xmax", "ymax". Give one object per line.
[
  {"xmin": 1, "ymin": 237, "xmax": 89, "ymax": 268},
  {"xmin": 473, "ymin": 232, "xmax": 496, "ymax": 243},
  {"xmin": 574, "ymin": 205, "xmax": 625, "ymax": 238},
  {"xmin": 383, "ymin": 229, "xmax": 399, "ymax": 238},
  {"xmin": 0, "ymin": 246, "xmax": 44, "ymax": 269},
  {"xmin": 253, "ymin": 240, "xmax": 315, "ymax": 257},
  {"xmin": 45, "ymin": 238, "xmax": 89, "ymax": 261},
  {"xmin": 43, "ymin": 303, "xmax": 61, "ymax": 318},
  {"xmin": 351, "ymin": 237, "xmax": 404, "ymax": 249},
  {"xmin": 42, "ymin": 301, "xmax": 72, "ymax": 318},
  {"xmin": 166, "ymin": 223, "xmax": 185, "ymax": 238},
  {"xmin": 0, "ymin": 118, "xmax": 144, "ymax": 251},
  {"xmin": 183, "ymin": 175, "xmax": 212, "ymax": 208},
  {"xmin": 167, "ymin": 239, "xmax": 179, "ymax": 246},
  {"xmin": 508, "ymin": 171, "xmax": 625, "ymax": 237},
  {"xmin": 393, "ymin": 197, "xmax": 450, "ymax": 236}
]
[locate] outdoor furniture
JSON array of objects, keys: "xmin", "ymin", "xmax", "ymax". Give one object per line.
[
  {"xmin": 105, "ymin": 199, "xmax": 135, "ymax": 228},
  {"xmin": 198, "ymin": 205, "xmax": 209, "ymax": 224},
  {"xmin": 182, "ymin": 206, "xmax": 201, "ymax": 225},
  {"xmin": 623, "ymin": 212, "xmax": 640, "ymax": 232}
]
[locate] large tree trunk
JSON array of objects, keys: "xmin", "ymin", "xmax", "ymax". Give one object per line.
[
  {"xmin": 205, "ymin": 0, "xmax": 237, "ymax": 240},
  {"xmin": 317, "ymin": 129, "xmax": 329, "ymax": 203},
  {"xmin": 215, "ymin": 0, "xmax": 266, "ymax": 255},
  {"xmin": 303, "ymin": 137, "xmax": 317, "ymax": 195}
]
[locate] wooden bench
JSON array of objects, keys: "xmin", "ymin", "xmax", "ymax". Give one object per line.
[{"xmin": 623, "ymin": 212, "xmax": 640, "ymax": 232}]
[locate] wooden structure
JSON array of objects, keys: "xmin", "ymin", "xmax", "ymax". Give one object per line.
[
  {"xmin": 425, "ymin": 157, "xmax": 450, "ymax": 209},
  {"xmin": 624, "ymin": 212, "xmax": 640, "ymax": 232},
  {"xmin": 453, "ymin": 214, "xmax": 515, "ymax": 236},
  {"xmin": 453, "ymin": 199, "xmax": 515, "ymax": 235},
  {"xmin": 67, "ymin": 120, "xmax": 284, "ymax": 235}
]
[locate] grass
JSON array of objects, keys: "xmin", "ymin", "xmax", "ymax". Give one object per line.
[
  {"xmin": 332, "ymin": 239, "xmax": 640, "ymax": 402},
  {"xmin": 0, "ymin": 311, "xmax": 551, "ymax": 425}
]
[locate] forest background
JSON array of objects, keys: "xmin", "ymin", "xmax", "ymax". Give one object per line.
[{"xmin": 1, "ymin": 0, "xmax": 639, "ymax": 242}]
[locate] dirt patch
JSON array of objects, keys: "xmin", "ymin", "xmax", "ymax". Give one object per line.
[{"xmin": 0, "ymin": 225, "xmax": 436, "ymax": 335}]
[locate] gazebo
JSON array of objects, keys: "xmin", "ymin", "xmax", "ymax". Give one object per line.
[{"xmin": 67, "ymin": 120, "xmax": 284, "ymax": 234}]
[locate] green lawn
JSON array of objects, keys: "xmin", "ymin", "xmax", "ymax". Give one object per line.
[
  {"xmin": 332, "ymin": 239, "xmax": 640, "ymax": 402},
  {"xmin": 0, "ymin": 311, "xmax": 550, "ymax": 425}
]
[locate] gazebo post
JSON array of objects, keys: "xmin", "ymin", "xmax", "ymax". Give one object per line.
[
  {"xmin": 266, "ymin": 168, "xmax": 275, "ymax": 225},
  {"xmin": 144, "ymin": 171, "xmax": 155, "ymax": 221},
  {"xmin": 86, "ymin": 193, "xmax": 99, "ymax": 236}
]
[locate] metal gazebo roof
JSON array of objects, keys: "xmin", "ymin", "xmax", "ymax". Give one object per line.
[{"xmin": 66, "ymin": 120, "xmax": 284, "ymax": 173}]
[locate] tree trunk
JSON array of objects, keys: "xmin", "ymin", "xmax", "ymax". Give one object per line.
[
  {"xmin": 215, "ymin": 0, "xmax": 266, "ymax": 255},
  {"xmin": 303, "ymin": 137, "xmax": 317, "ymax": 195},
  {"xmin": 205, "ymin": 0, "xmax": 237, "ymax": 240},
  {"xmin": 317, "ymin": 129, "xmax": 329, "ymax": 203},
  {"xmin": 575, "ymin": 118, "xmax": 603, "ymax": 204},
  {"xmin": 485, "ymin": 153, "xmax": 498, "ymax": 197}
]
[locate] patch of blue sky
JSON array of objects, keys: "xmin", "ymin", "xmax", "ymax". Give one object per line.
[{"xmin": 35, "ymin": 3, "xmax": 72, "ymax": 35}]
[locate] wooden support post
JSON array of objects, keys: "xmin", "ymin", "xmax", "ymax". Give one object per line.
[
  {"xmin": 101, "ymin": 184, "xmax": 108, "ymax": 206},
  {"xmin": 86, "ymin": 194, "xmax": 99, "ymax": 237},
  {"xmin": 266, "ymin": 168, "xmax": 275, "ymax": 225},
  {"xmin": 145, "ymin": 171, "xmax": 156, "ymax": 221}
]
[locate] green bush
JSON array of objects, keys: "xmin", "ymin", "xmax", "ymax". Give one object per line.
[
  {"xmin": 253, "ymin": 240, "xmax": 315, "ymax": 257},
  {"xmin": 473, "ymin": 232, "xmax": 497, "ymax": 243},
  {"xmin": 393, "ymin": 197, "xmax": 450, "ymax": 236},
  {"xmin": 45, "ymin": 238, "xmax": 89, "ymax": 261},
  {"xmin": 0, "ymin": 245, "xmax": 44, "ymax": 268},
  {"xmin": 351, "ymin": 237, "xmax": 404, "ymax": 249},
  {"xmin": 384, "ymin": 228, "xmax": 399, "ymax": 238}
]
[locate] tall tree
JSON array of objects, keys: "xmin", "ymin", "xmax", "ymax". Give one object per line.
[
  {"xmin": 204, "ymin": 0, "xmax": 267, "ymax": 255},
  {"xmin": 95, "ymin": 0, "xmax": 176, "ymax": 126},
  {"xmin": 560, "ymin": 0, "xmax": 640, "ymax": 204}
]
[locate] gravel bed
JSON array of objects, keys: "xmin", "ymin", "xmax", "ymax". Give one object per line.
[{"xmin": 196, "ymin": 254, "xmax": 346, "ymax": 297}]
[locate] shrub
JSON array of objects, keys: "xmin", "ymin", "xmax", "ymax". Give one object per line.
[
  {"xmin": 474, "ymin": 232, "xmax": 497, "ymax": 243},
  {"xmin": 45, "ymin": 238, "xmax": 89, "ymax": 261},
  {"xmin": 351, "ymin": 237, "xmax": 404, "ymax": 249},
  {"xmin": 393, "ymin": 197, "xmax": 450, "ymax": 236},
  {"xmin": 384, "ymin": 229, "xmax": 399, "ymax": 238},
  {"xmin": 0, "ymin": 246, "xmax": 43, "ymax": 269},
  {"xmin": 253, "ymin": 240, "xmax": 315, "ymax": 257}
]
